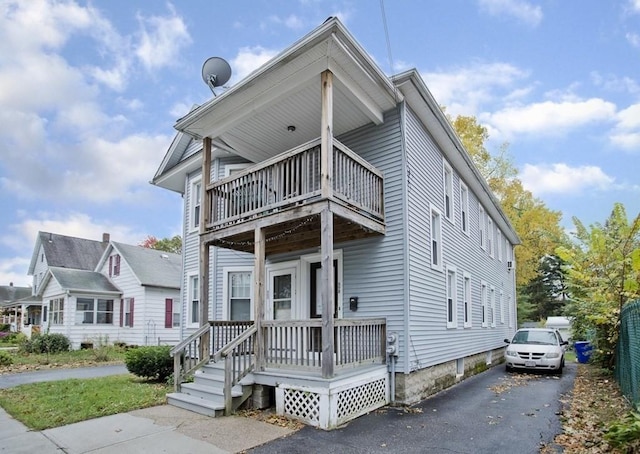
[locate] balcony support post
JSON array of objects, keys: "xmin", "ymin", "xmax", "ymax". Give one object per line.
[
  {"xmin": 254, "ymin": 227, "xmax": 266, "ymax": 371},
  {"xmin": 198, "ymin": 137, "xmax": 213, "ymax": 361},
  {"xmin": 320, "ymin": 69, "xmax": 335, "ymax": 379}
]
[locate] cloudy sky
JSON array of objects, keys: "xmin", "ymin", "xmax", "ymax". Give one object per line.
[{"xmin": 1, "ymin": 0, "xmax": 638, "ymax": 287}]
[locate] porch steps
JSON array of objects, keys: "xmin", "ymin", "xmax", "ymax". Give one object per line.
[{"xmin": 167, "ymin": 361, "xmax": 254, "ymax": 417}]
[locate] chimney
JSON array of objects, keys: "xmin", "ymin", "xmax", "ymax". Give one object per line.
[
  {"xmin": 9, "ymin": 282, "xmax": 13, "ymax": 287},
  {"xmin": 102, "ymin": 233, "xmax": 110, "ymax": 243}
]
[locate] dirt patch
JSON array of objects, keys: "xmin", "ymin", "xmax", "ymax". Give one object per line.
[{"xmin": 239, "ymin": 408, "xmax": 305, "ymax": 431}]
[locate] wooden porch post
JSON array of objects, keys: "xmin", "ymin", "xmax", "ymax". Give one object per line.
[
  {"xmin": 199, "ymin": 137, "xmax": 212, "ymax": 361},
  {"xmin": 320, "ymin": 69, "xmax": 335, "ymax": 379},
  {"xmin": 254, "ymin": 227, "xmax": 265, "ymax": 371}
]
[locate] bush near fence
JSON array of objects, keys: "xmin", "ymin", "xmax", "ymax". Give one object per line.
[{"xmin": 616, "ymin": 299, "xmax": 640, "ymax": 408}]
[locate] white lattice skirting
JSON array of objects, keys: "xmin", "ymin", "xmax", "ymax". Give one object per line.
[{"xmin": 275, "ymin": 368, "xmax": 389, "ymax": 429}]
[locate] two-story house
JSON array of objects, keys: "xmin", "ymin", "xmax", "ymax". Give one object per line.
[
  {"xmin": 30, "ymin": 232, "xmax": 182, "ymax": 348},
  {"xmin": 152, "ymin": 17, "xmax": 519, "ymax": 429}
]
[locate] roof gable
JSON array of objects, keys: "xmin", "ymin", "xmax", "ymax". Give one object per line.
[
  {"xmin": 29, "ymin": 232, "xmax": 108, "ymax": 275},
  {"xmin": 110, "ymin": 242, "xmax": 181, "ymax": 289}
]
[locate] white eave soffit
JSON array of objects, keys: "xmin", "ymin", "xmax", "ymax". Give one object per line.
[{"xmin": 175, "ymin": 20, "xmax": 400, "ymax": 140}]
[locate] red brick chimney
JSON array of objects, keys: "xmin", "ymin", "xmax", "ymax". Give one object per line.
[{"xmin": 102, "ymin": 233, "xmax": 110, "ymax": 243}]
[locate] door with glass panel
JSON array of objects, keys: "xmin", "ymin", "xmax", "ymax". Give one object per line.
[{"xmin": 267, "ymin": 267, "xmax": 296, "ymax": 320}]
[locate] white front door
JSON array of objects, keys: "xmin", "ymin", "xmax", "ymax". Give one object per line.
[{"xmin": 266, "ymin": 265, "xmax": 297, "ymax": 320}]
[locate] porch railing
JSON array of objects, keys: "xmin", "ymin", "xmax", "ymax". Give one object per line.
[
  {"xmin": 213, "ymin": 325, "xmax": 257, "ymax": 415},
  {"xmin": 170, "ymin": 320, "xmax": 254, "ymax": 391},
  {"xmin": 261, "ymin": 318, "xmax": 386, "ymax": 371},
  {"xmin": 206, "ymin": 138, "xmax": 384, "ymax": 229}
]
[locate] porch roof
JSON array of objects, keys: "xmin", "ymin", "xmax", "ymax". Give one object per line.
[{"xmin": 174, "ymin": 17, "xmax": 400, "ymax": 165}]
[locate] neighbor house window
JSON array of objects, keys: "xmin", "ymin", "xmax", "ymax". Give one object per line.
[
  {"xmin": 42, "ymin": 306, "xmax": 48, "ymax": 324},
  {"xmin": 164, "ymin": 298, "xmax": 180, "ymax": 328},
  {"xmin": 76, "ymin": 297, "xmax": 114, "ymax": 325},
  {"xmin": 443, "ymin": 160, "xmax": 454, "ymax": 222},
  {"xmin": 481, "ymin": 281, "xmax": 488, "ymax": 328},
  {"xmin": 463, "ymin": 272, "xmax": 471, "ymax": 328},
  {"xmin": 50, "ymin": 298, "xmax": 64, "ymax": 325},
  {"xmin": 189, "ymin": 274, "xmax": 200, "ymax": 325},
  {"xmin": 120, "ymin": 298, "xmax": 134, "ymax": 327},
  {"xmin": 479, "ymin": 205, "xmax": 486, "ymax": 250},
  {"xmin": 446, "ymin": 266, "xmax": 457, "ymax": 328},
  {"xmin": 460, "ymin": 183, "xmax": 469, "ymax": 235},
  {"xmin": 191, "ymin": 179, "xmax": 202, "ymax": 231},
  {"xmin": 109, "ymin": 254, "xmax": 121, "ymax": 277},
  {"xmin": 430, "ymin": 205, "xmax": 443, "ymax": 271}
]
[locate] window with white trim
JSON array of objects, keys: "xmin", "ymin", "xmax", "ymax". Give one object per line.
[
  {"xmin": 75, "ymin": 297, "xmax": 114, "ymax": 325},
  {"xmin": 487, "ymin": 218, "xmax": 494, "ymax": 258},
  {"xmin": 50, "ymin": 298, "xmax": 64, "ymax": 325},
  {"xmin": 481, "ymin": 281, "xmax": 488, "ymax": 328},
  {"xmin": 188, "ymin": 274, "xmax": 200, "ymax": 325},
  {"xmin": 497, "ymin": 230, "xmax": 502, "ymax": 261},
  {"xmin": 446, "ymin": 266, "xmax": 457, "ymax": 328},
  {"xmin": 500, "ymin": 290, "xmax": 505, "ymax": 324},
  {"xmin": 123, "ymin": 297, "xmax": 134, "ymax": 327},
  {"xmin": 479, "ymin": 205, "xmax": 486, "ymax": 250},
  {"xmin": 463, "ymin": 272, "xmax": 472, "ymax": 328},
  {"xmin": 443, "ymin": 160, "xmax": 454, "ymax": 222},
  {"xmin": 430, "ymin": 206, "xmax": 443, "ymax": 271},
  {"xmin": 228, "ymin": 270, "xmax": 252, "ymax": 321},
  {"xmin": 508, "ymin": 294, "xmax": 513, "ymax": 328},
  {"xmin": 190, "ymin": 179, "xmax": 202, "ymax": 231},
  {"xmin": 490, "ymin": 286, "xmax": 496, "ymax": 328},
  {"xmin": 460, "ymin": 183, "xmax": 469, "ymax": 235}
]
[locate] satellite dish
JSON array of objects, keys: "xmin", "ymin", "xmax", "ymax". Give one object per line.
[{"xmin": 201, "ymin": 57, "xmax": 232, "ymax": 96}]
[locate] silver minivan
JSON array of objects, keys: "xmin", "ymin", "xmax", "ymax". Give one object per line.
[{"xmin": 504, "ymin": 328, "xmax": 568, "ymax": 374}]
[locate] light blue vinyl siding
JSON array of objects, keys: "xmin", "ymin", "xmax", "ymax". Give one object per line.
[{"xmin": 404, "ymin": 106, "xmax": 516, "ymax": 370}]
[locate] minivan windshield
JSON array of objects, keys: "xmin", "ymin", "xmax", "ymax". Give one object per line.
[{"xmin": 511, "ymin": 330, "xmax": 558, "ymax": 345}]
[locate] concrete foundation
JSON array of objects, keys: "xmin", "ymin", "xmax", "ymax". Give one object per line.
[{"xmin": 394, "ymin": 347, "xmax": 505, "ymax": 405}]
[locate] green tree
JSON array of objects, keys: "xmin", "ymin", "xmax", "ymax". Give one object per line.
[
  {"xmin": 523, "ymin": 254, "xmax": 568, "ymax": 321},
  {"xmin": 140, "ymin": 235, "xmax": 182, "ymax": 254},
  {"xmin": 557, "ymin": 203, "xmax": 640, "ymax": 367}
]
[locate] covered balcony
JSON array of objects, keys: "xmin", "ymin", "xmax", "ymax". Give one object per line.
[{"xmin": 202, "ymin": 137, "xmax": 385, "ymax": 255}]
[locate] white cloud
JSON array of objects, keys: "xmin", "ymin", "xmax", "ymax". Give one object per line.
[
  {"xmin": 591, "ymin": 72, "xmax": 640, "ymax": 95},
  {"xmin": 482, "ymin": 98, "xmax": 616, "ymax": 138},
  {"xmin": 478, "ymin": 0, "xmax": 543, "ymax": 27},
  {"xmin": 520, "ymin": 163, "xmax": 614, "ymax": 196},
  {"xmin": 627, "ymin": 32, "xmax": 640, "ymax": 48},
  {"xmin": 629, "ymin": 0, "xmax": 640, "ymax": 13},
  {"xmin": 610, "ymin": 104, "xmax": 640, "ymax": 151},
  {"xmin": 231, "ymin": 46, "xmax": 280, "ymax": 81},
  {"xmin": 422, "ymin": 62, "xmax": 530, "ymax": 115},
  {"xmin": 135, "ymin": 6, "xmax": 191, "ymax": 71}
]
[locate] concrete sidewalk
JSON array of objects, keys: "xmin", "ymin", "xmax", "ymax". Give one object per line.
[{"xmin": 0, "ymin": 404, "xmax": 294, "ymax": 453}]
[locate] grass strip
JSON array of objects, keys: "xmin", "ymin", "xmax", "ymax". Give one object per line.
[{"xmin": 0, "ymin": 374, "xmax": 169, "ymax": 430}]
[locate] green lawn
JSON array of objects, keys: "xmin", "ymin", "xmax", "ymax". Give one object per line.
[
  {"xmin": 0, "ymin": 374, "xmax": 170, "ymax": 430},
  {"xmin": 0, "ymin": 347, "xmax": 126, "ymax": 372}
]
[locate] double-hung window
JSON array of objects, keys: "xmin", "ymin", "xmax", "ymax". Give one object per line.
[
  {"xmin": 487, "ymin": 218, "xmax": 494, "ymax": 258},
  {"xmin": 463, "ymin": 272, "xmax": 471, "ymax": 328},
  {"xmin": 497, "ymin": 230, "xmax": 502, "ymax": 261},
  {"xmin": 481, "ymin": 281, "xmax": 488, "ymax": 328},
  {"xmin": 490, "ymin": 286, "xmax": 496, "ymax": 328},
  {"xmin": 446, "ymin": 266, "xmax": 457, "ymax": 328},
  {"xmin": 164, "ymin": 299, "xmax": 180, "ymax": 328},
  {"xmin": 479, "ymin": 205, "xmax": 486, "ymax": 250},
  {"xmin": 109, "ymin": 254, "xmax": 121, "ymax": 277},
  {"xmin": 189, "ymin": 274, "xmax": 200, "ymax": 325},
  {"xmin": 443, "ymin": 160, "xmax": 454, "ymax": 223},
  {"xmin": 191, "ymin": 179, "xmax": 202, "ymax": 231},
  {"xmin": 121, "ymin": 298, "xmax": 134, "ymax": 327},
  {"xmin": 460, "ymin": 183, "xmax": 469, "ymax": 235},
  {"xmin": 228, "ymin": 270, "xmax": 252, "ymax": 320},
  {"xmin": 430, "ymin": 205, "xmax": 443, "ymax": 271}
]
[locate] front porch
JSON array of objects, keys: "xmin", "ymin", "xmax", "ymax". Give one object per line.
[{"xmin": 169, "ymin": 318, "xmax": 389, "ymax": 429}]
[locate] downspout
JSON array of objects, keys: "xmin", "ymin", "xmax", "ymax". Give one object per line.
[{"xmin": 400, "ymin": 100, "xmax": 411, "ymax": 400}]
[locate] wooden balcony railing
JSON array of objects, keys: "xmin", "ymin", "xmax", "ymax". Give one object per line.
[
  {"xmin": 206, "ymin": 138, "xmax": 384, "ymax": 229},
  {"xmin": 261, "ymin": 318, "xmax": 386, "ymax": 371}
]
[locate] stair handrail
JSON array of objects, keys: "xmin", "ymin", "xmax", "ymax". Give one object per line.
[
  {"xmin": 214, "ymin": 324, "xmax": 257, "ymax": 415},
  {"xmin": 170, "ymin": 323, "xmax": 211, "ymax": 391}
]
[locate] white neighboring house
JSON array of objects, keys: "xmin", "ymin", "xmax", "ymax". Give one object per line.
[
  {"xmin": 152, "ymin": 17, "xmax": 520, "ymax": 429},
  {"xmin": 31, "ymin": 231, "xmax": 182, "ymax": 349},
  {"xmin": 545, "ymin": 316, "xmax": 572, "ymax": 342},
  {"xmin": 0, "ymin": 283, "xmax": 38, "ymax": 336}
]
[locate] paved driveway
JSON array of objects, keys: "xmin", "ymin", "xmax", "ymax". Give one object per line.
[{"xmin": 250, "ymin": 363, "xmax": 576, "ymax": 454}]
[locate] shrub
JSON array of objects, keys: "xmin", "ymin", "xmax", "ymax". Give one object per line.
[
  {"xmin": 605, "ymin": 411, "xmax": 640, "ymax": 450},
  {"xmin": 19, "ymin": 333, "xmax": 71, "ymax": 354},
  {"xmin": 0, "ymin": 350, "xmax": 13, "ymax": 366},
  {"xmin": 125, "ymin": 346, "xmax": 173, "ymax": 381},
  {"xmin": 0, "ymin": 323, "xmax": 10, "ymax": 332}
]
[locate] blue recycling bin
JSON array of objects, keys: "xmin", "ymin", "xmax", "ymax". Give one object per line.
[{"xmin": 574, "ymin": 341, "xmax": 593, "ymax": 364}]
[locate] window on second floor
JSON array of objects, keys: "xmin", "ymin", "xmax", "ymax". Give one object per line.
[
  {"xmin": 443, "ymin": 160, "xmax": 454, "ymax": 222},
  {"xmin": 191, "ymin": 179, "xmax": 202, "ymax": 231},
  {"xmin": 460, "ymin": 183, "xmax": 469, "ymax": 235},
  {"xmin": 479, "ymin": 205, "xmax": 486, "ymax": 250},
  {"xmin": 487, "ymin": 218, "xmax": 494, "ymax": 258},
  {"xmin": 497, "ymin": 230, "xmax": 502, "ymax": 261},
  {"xmin": 109, "ymin": 254, "xmax": 121, "ymax": 277},
  {"xmin": 430, "ymin": 206, "xmax": 443, "ymax": 271}
]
